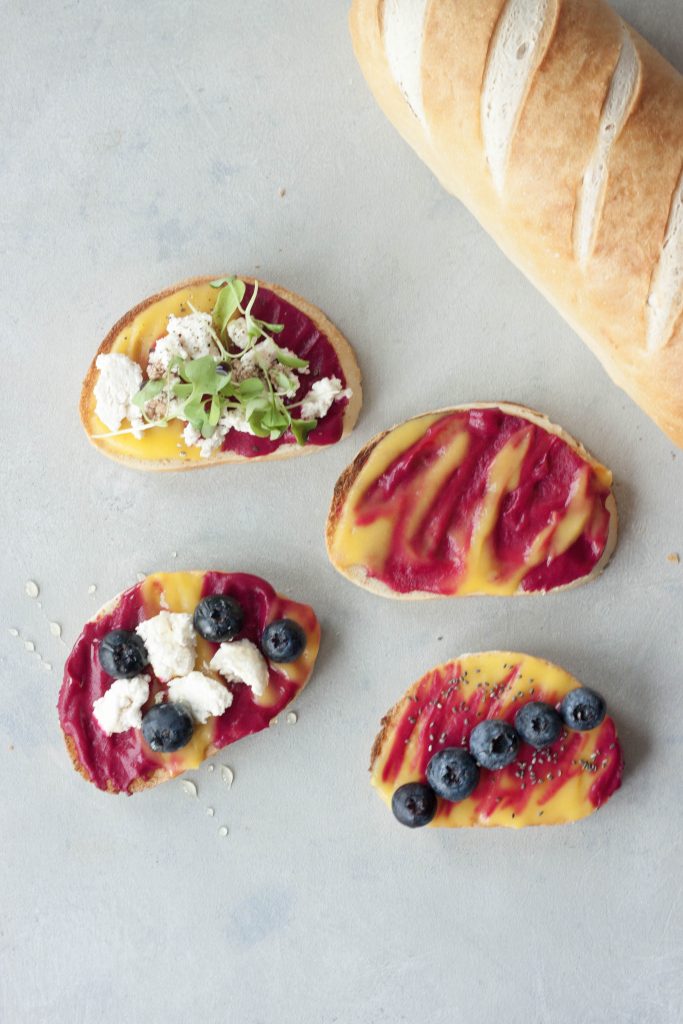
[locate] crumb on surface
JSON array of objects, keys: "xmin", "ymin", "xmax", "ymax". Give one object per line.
[
  {"xmin": 667, "ymin": 552, "xmax": 680, "ymax": 564},
  {"xmin": 278, "ymin": 186, "xmax": 286, "ymax": 197}
]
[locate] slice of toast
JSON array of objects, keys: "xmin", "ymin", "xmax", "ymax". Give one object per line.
[
  {"xmin": 371, "ymin": 652, "xmax": 624, "ymax": 828},
  {"xmin": 80, "ymin": 275, "xmax": 362, "ymax": 470},
  {"xmin": 327, "ymin": 403, "xmax": 617, "ymax": 598},
  {"xmin": 58, "ymin": 571, "xmax": 320, "ymax": 794}
]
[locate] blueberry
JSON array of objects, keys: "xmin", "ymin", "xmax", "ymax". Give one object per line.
[
  {"xmin": 261, "ymin": 619, "xmax": 306, "ymax": 662},
  {"xmin": 391, "ymin": 782, "xmax": 437, "ymax": 828},
  {"xmin": 426, "ymin": 747, "xmax": 479, "ymax": 802},
  {"xmin": 194, "ymin": 595, "xmax": 244, "ymax": 642},
  {"xmin": 98, "ymin": 629, "xmax": 149, "ymax": 678},
  {"xmin": 469, "ymin": 720, "xmax": 519, "ymax": 770},
  {"xmin": 141, "ymin": 703, "xmax": 193, "ymax": 753},
  {"xmin": 560, "ymin": 687, "xmax": 606, "ymax": 732},
  {"xmin": 514, "ymin": 701, "xmax": 562, "ymax": 749}
]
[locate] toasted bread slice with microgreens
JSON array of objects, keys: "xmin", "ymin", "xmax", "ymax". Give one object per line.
[{"xmin": 80, "ymin": 276, "xmax": 362, "ymax": 470}]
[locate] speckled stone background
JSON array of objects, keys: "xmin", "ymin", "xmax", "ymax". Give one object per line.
[{"xmin": 2, "ymin": 2, "xmax": 683, "ymax": 1022}]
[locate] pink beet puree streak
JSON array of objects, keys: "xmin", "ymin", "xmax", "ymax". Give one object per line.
[
  {"xmin": 198, "ymin": 572, "xmax": 315, "ymax": 749},
  {"xmin": 381, "ymin": 664, "xmax": 623, "ymax": 820},
  {"xmin": 356, "ymin": 409, "xmax": 612, "ymax": 594},
  {"xmin": 58, "ymin": 583, "xmax": 159, "ymax": 793},
  {"xmin": 220, "ymin": 283, "xmax": 348, "ymax": 457},
  {"xmin": 58, "ymin": 572, "xmax": 317, "ymax": 794}
]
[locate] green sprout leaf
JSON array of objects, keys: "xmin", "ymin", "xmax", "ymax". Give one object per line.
[
  {"xmin": 237, "ymin": 377, "xmax": 265, "ymax": 399},
  {"xmin": 208, "ymin": 394, "xmax": 221, "ymax": 427},
  {"xmin": 183, "ymin": 355, "xmax": 215, "ymax": 383},
  {"xmin": 246, "ymin": 406, "xmax": 272, "ymax": 438},
  {"xmin": 133, "ymin": 285, "xmax": 318, "ymax": 450},
  {"xmin": 213, "ymin": 278, "xmax": 246, "ymax": 335},
  {"xmin": 274, "ymin": 345, "xmax": 309, "ymax": 370},
  {"xmin": 247, "ymin": 317, "xmax": 284, "ymax": 338},
  {"xmin": 274, "ymin": 370, "xmax": 298, "ymax": 395},
  {"xmin": 132, "ymin": 379, "xmax": 166, "ymax": 409},
  {"xmin": 290, "ymin": 418, "xmax": 317, "ymax": 446}
]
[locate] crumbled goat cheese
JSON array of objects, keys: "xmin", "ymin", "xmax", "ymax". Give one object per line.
[
  {"xmin": 210, "ymin": 639, "xmax": 269, "ymax": 697},
  {"xmin": 136, "ymin": 612, "xmax": 196, "ymax": 681},
  {"xmin": 219, "ymin": 408, "xmax": 256, "ymax": 437},
  {"xmin": 227, "ymin": 316, "xmax": 250, "ymax": 350},
  {"xmin": 240, "ymin": 337, "xmax": 281, "ymax": 372},
  {"xmin": 147, "ymin": 312, "xmax": 217, "ymax": 379},
  {"xmin": 183, "ymin": 407, "xmax": 256, "ymax": 458},
  {"xmin": 228, "ymin": 358, "xmax": 260, "ymax": 384},
  {"xmin": 93, "ymin": 675, "xmax": 150, "ymax": 735},
  {"xmin": 183, "ymin": 423, "xmax": 201, "ymax": 448},
  {"xmin": 300, "ymin": 377, "xmax": 351, "ymax": 420},
  {"xmin": 144, "ymin": 390, "xmax": 182, "ymax": 422},
  {"xmin": 94, "ymin": 354, "xmax": 144, "ymax": 436},
  {"xmin": 183, "ymin": 421, "xmax": 228, "ymax": 459},
  {"xmin": 167, "ymin": 671, "xmax": 233, "ymax": 723},
  {"xmin": 240, "ymin": 338, "xmax": 304, "ymax": 375}
]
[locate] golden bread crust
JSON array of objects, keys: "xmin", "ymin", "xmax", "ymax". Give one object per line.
[{"xmin": 350, "ymin": 0, "xmax": 683, "ymax": 446}]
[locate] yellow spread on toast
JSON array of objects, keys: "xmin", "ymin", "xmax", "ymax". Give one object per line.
[
  {"xmin": 330, "ymin": 412, "xmax": 610, "ymax": 596},
  {"xmin": 372, "ymin": 652, "xmax": 621, "ymax": 828},
  {"xmin": 87, "ymin": 284, "xmax": 218, "ymax": 462}
]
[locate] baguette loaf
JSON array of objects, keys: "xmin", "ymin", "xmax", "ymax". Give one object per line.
[
  {"xmin": 81, "ymin": 276, "xmax": 362, "ymax": 470},
  {"xmin": 350, "ymin": 0, "xmax": 683, "ymax": 446}
]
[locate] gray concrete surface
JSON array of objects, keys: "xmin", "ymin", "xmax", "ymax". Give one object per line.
[{"xmin": 1, "ymin": 2, "xmax": 682, "ymax": 1022}]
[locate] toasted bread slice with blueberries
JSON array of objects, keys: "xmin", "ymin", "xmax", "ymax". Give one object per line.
[
  {"xmin": 371, "ymin": 652, "xmax": 623, "ymax": 829},
  {"xmin": 58, "ymin": 571, "xmax": 320, "ymax": 794},
  {"xmin": 80, "ymin": 275, "xmax": 362, "ymax": 470},
  {"xmin": 327, "ymin": 403, "xmax": 617, "ymax": 599}
]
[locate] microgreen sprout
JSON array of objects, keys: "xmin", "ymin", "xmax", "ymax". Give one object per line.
[{"xmin": 101, "ymin": 278, "xmax": 320, "ymax": 447}]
